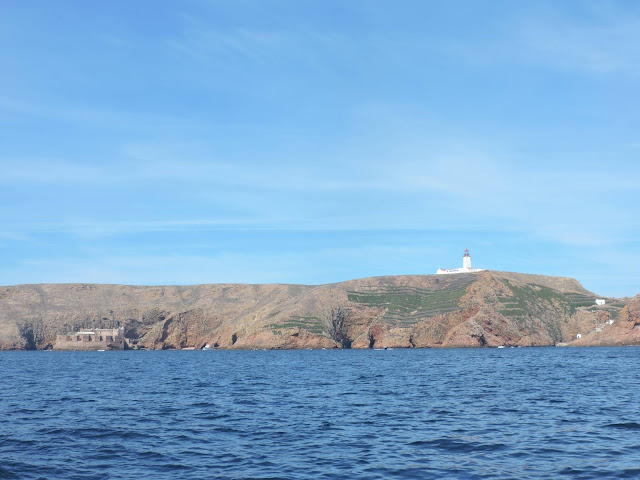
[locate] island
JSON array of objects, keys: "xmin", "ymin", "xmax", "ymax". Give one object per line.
[{"xmin": 1, "ymin": 269, "xmax": 638, "ymax": 350}]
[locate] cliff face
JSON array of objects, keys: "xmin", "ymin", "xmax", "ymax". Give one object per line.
[
  {"xmin": 569, "ymin": 294, "xmax": 640, "ymax": 347},
  {"xmin": 0, "ymin": 271, "xmax": 635, "ymax": 350}
]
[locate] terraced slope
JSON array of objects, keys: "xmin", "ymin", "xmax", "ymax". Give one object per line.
[{"xmin": 347, "ymin": 277, "xmax": 474, "ymax": 327}]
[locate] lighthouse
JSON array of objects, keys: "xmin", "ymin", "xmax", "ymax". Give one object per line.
[
  {"xmin": 462, "ymin": 248, "xmax": 472, "ymax": 270},
  {"xmin": 436, "ymin": 248, "xmax": 485, "ymax": 275}
]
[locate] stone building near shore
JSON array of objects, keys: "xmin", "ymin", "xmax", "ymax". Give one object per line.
[{"xmin": 54, "ymin": 327, "xmax": 125, "ymax": 350}]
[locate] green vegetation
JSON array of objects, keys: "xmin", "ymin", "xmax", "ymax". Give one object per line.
[
  {"xmin": 585, "ymin": 305, "xmax": 623, "ymax": 320},
  {"xmin": 347, "ymin": 280, "xmax": 474, "ymax": 327},
  {"xmin": 498, "ymin": 282, "xmax": 601, "ymax": 343},
  {"xmin": 564, "ymin": 292, "xmax": 597, "ymax": 308},
  {"xmin": 499, "ymin": 282, "xmax": 597, "ymax": 318},
  {"xmin": 499, "ymin": 284, "xmax": 568, "ymax": 318},
  {"xmin": 266, "ymin": 316, "xmax": 326, "ymax": 335},
  {"xmin": 530, "ymin": 284, "xmax": 570, "ymax": 303},
  {"xmin": 499, "ymin": 309, "xmax": 528, "ymax": 317}
]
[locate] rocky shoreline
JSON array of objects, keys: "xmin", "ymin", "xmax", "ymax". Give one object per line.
[{"xmin": 1, "ymin": 271, "xmax": 638, "ymax": 351}]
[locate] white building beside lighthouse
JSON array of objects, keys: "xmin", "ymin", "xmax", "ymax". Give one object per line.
[{"xmin": 436, "ymin": 249, "xmax": 485, "ymax": 275}]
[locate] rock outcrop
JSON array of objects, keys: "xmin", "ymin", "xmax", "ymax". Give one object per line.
[
  {"xmin": 0, "ymin": 271, "xmax": 635, "ymax": 350},
  {"xmin": 570, "ymin": 294, "xmax": 640, "ymax": 347}
]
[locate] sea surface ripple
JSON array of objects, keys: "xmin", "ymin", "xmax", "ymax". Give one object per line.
[{"xmin": 1, "ymin": 347, "xmax": 640, "ymax": 479}]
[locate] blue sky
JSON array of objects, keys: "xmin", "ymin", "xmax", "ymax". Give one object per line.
[{"xmin": 1, "ymin": 0, "xmax": 639, "ymax": 296}]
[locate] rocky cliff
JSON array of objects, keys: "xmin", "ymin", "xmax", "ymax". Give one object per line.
[
  {"xmin": 0, "ymin": 271, "xmax": 635, "ymax": 350},
  {"xmin": 570, "ymin": 294, "xmax": 640, "ymax": 347}
]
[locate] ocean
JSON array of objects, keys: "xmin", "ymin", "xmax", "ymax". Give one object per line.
[{"xmin": 1, "ymin": 347, "xmax": 639, "ymax": 479}]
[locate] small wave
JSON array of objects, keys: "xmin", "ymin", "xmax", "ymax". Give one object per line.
[
  {"xmin": 164, "ymin": 463, "xmax": 191, "ymax": 471},
  {"xmin": 409, "ymin": 437, "xmax": 507, "ymax": 453},
  {"xmin": 616, "ymin": 468, "xmax": 640, "ymax": 479},
  {"xmin": 212, "ymin": 426, "xmax": 240, "ymax": 434},
  {"xmin": 431, "ymin": 409, "xmax": 452, "ymax": 415},
  {"xmin": 533, "ymin": 447, "xmax": 565, "ymax": 454},
  {"xmin": 547, "ymin": 398, "xmax": 566, "ymax": 404},
  {"xmin": 138, "ymin": 450, "xmax": 164, "ymax": 460},
  {"xmin": 606, "ymin": 422, "xmax": 640, "ymax": 430},
  {"xmin": 558, "ymin": 467, "xmax": 585, "ymax": 475},
  {"xmin": 3, "ymin": 437, "xmax": 37, "ymax": 447},
  {"xmin": 36, "ymin": 427, "xmax": 70, "ymax": 436},
  {"xmin": 197, "ymin": 413, "xmax": 230, "ymax": 421},
  {"xmin": 0, "ymin": 467, "xmax": 18, "ymax": 479},
  {"xmin": 73, "ymin": 428, "xmax": 154, "ymax": 441}
]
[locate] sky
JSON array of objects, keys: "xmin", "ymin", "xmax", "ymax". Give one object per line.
[{"xmin": 1, "ymin": 0, "xmax": 639, "ymax": 297}]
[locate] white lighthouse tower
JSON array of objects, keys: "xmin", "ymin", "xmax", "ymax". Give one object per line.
[
  {"xmin": 436, "ymin": 248, "xmax": 485, "ymax": 275},
  {"xmin": 462, "ymin": 248, "xmax": 472, "ymax": 270}
]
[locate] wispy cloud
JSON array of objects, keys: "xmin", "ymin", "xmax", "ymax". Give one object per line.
[
  {"xmin": 168, "ymin": 24, "xmax": 285, "ymax": 65},
  {"xmin": 0, "ymin": 96, "xmax": 198, "ymax": 130},
  {"xmin": 517, "ymin": 5, "xmax": 640, "ymax": 75},
  {"xmin": 0, "ymin": 158, "xmax": 104, "ymax": 184},
  {"xmin": 2, "ymin": 138, "xmax": 638, "ymax": 249}
]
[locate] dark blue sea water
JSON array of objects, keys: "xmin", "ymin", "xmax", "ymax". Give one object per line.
[{"xmin": 1, "ymin": 348, "xmax": 640, "ymax": 479}]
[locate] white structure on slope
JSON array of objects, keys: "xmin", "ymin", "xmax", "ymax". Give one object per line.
[{"xmin": 436, "ymin": 249, "xmax": 486, "ymax": 275}]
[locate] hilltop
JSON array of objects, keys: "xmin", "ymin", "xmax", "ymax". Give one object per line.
[{"xmin": 0, "ymin": 271, "xmax": 637, "ymax": 350}]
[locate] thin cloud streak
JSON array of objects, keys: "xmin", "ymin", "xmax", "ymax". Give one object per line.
[
  {"xmin": 0, "ymin": 96, "xmax": 199, "ymax": 130},
  {"xmin": 2, "ymin": 147, "xmax": 638, "ymax": 250},
  {"xmin": 517, "ymin": 8, "xmax": 640, "ymax": 75}
]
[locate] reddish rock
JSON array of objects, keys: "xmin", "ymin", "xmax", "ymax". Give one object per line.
[{"xmin": 570, "ymin": 295, "xmax": 640, "ymax": 347}]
